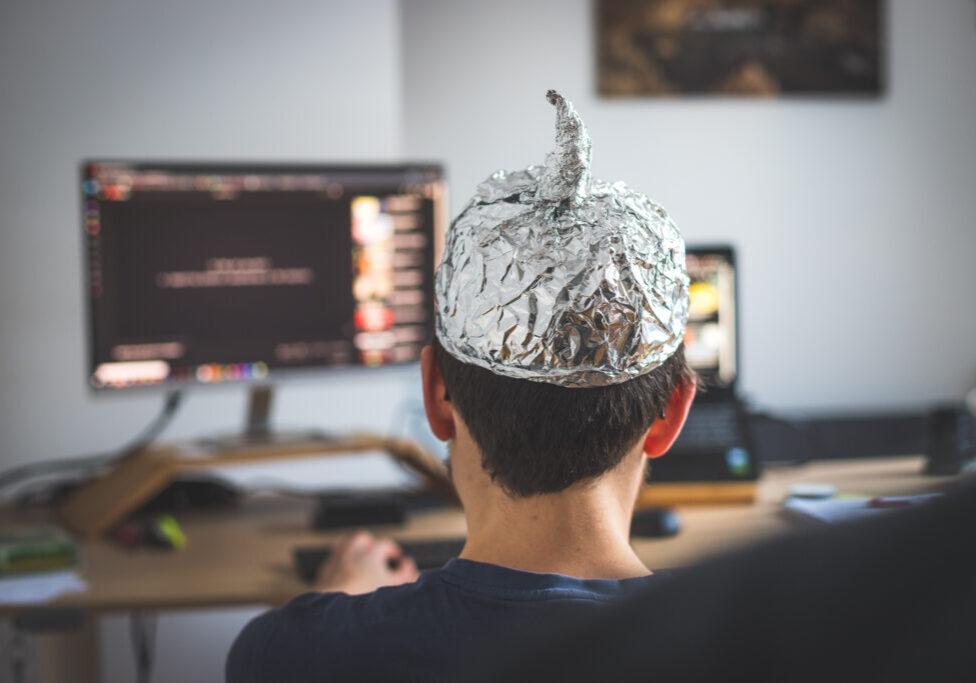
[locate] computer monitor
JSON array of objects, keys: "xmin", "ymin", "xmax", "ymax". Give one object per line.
[{"xmin": 81, "ymin": 162, "xmax": 447, "ymax": 392}]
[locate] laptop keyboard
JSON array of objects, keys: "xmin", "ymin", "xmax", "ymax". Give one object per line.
[{"xmin": 674, "ymin": 404, "xmax": 743, "ymax": 448}]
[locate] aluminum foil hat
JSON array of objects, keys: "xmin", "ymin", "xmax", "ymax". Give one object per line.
[{"xmin": 434, "ymin": 90, "xmax": 689, "ymax": 388}]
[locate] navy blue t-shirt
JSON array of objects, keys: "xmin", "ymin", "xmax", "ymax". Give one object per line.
[{"xmin": 226, "ymin": 559, "xmax": 666, "ymax": 683}]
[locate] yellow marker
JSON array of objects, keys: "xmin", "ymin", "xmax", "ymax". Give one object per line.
[{"xmin": 156, "ymin": 514, "xmax": 187, "ymax": 550}]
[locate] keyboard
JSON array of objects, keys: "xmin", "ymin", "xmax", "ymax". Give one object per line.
[
  {"xmin": 674, "ymin": 404, "xmax": 743, "ymax": 449},
  {"xmin": 652, "ymin": 403, "xmax": 757, "ymax": 482},
  {"xmin": 293, "ymin": 537, "xmax": 467, "ymax": 584}
]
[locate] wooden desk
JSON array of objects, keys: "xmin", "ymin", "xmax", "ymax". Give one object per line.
[
  {"xmin": 0, "ymin": 456, "xmax": 966, "ymax": 681},
  {"xmin": 1, "ymin": 455, "xmax": 963, "ymax": 616}
]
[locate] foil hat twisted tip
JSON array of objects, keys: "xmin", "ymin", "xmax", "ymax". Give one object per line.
[{"xmin": 434, "ymin": 90, "xmax": 689, "ymax": 388}]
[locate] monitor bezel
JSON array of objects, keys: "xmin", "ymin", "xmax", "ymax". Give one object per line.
[{"xmin": 79, "ymin": 159, "xmax": 447, "ymax": 393}]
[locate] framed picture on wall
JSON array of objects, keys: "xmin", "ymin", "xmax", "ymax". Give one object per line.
[{"xmin": 596, "ymin": 0, "xmax": 884, "ymax": 97}]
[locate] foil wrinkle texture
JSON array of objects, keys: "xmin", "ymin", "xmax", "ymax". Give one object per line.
[{"xmin": 435, "ymin": 90, "xmax": 689, "ymax": 388}]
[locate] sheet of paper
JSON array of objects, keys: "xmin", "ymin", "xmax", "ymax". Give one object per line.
[
  {"xmin": 0, "ymin": 570, "xmax": 87, "ymax": 605},
  {"xmin": 783, "ymin": 494, "xmax": 941, "ymax": 524}
]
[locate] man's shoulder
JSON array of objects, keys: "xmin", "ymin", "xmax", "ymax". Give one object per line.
[
  {"xmin": 226, "ymin": 572, "xmax": 455, "ymax": 683},
  {"xmin": 226, "ymin": 562, "xmax": 667, "ymax": 682},
  {"xmin": 233, "ymin": 575, "xmax": 446, "ymax": 646},
  {"xmin": 281, "ymin": 570, "xmax": 454, "ymax": 631}
]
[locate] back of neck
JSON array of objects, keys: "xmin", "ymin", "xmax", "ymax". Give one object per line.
[{"xmin": 459, "ymin": 478, "xmax": 649, "ymax": 580}]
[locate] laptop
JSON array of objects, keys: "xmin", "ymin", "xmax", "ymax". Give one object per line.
[{"xmin": 646, "ymin": 245, "xmax": 760, "ymax": 487}]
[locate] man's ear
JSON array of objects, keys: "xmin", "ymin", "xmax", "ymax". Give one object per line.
[
  {"xmin": 644, "ymin": 378, "xmax": 697, "ymax": 459},
  {"xmin": 421, "ymin": 345, "xmax": 455, "ymax": 441}
]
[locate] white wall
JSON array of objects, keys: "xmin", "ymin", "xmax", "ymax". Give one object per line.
[
  {"xmin": 0, "ymin": 2, "xmax": 410, "ymax": 681},
  {"xmin": 402, "ymin": 0, "xmax": 976, "ymax": 412},
  {"xmin": 0, "ymin": 0, "xmax": 422, "ymax": 469}
]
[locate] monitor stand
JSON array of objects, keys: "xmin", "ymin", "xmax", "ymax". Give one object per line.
[{"xmin": 196, "ymin": 385, "xmax": 334, "ymax": 451}]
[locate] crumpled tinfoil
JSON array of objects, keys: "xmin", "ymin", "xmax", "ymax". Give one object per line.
[{"xmin": 434, "ymin": 90, "xmax": 689, "ymax": 388}]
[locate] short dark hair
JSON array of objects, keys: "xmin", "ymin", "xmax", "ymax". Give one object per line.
[{"xmin": 433, "ymin": 338, "xmax": 694, "ymax": 497}]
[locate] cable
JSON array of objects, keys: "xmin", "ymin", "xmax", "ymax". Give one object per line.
[
  {"xmin": 108, "ymin": 390, "xmax": 184, "ymax": 461},
  {"xmin": 130, "ymin": 612, "xmax": 157, "ymax": 683},
  {"xmin": 0, "ymin": 390, "xmax": 183, "ymax": 497}
]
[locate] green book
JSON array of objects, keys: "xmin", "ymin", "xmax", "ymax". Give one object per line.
[{"xmin": 0, "ymin": 525, "xmax": 79, "ymax": 577}]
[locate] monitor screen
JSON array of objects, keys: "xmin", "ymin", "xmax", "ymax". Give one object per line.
[
  {"xmin": 684, "ymin": 247, "xmax": 737, "ymax": 388},
  {"xmin": 82, "ymin": 162, "xmax": 446, "ymax": 390}
]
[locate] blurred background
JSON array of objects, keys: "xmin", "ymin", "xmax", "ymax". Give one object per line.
[{"xmin": 1, "ymin": 0, "xmax": 974, "ymax": 680}]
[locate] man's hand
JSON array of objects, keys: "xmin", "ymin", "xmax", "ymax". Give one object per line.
[{"xmin": 314, "ymin": 530, "xmax": 420, "ymax": 595}]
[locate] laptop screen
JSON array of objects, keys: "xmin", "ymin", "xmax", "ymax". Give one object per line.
[{"xmin": 684, "ymin": 247, "xmax": 738, "ymax": 392}]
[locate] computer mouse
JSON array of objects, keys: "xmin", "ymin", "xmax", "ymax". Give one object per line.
[{"xmin": 631, "ymin": 507, "xmax": 681, "ymax": 538}]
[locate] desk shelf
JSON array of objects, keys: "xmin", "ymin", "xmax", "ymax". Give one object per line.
[{"xmin": 56, "ymin": 433, "xmax": 454, "ymax": 539}]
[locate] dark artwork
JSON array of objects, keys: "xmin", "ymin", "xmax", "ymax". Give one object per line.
[{"xmin": 596, "ymin": 0, "xmax": 884, "ymax": 96}]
